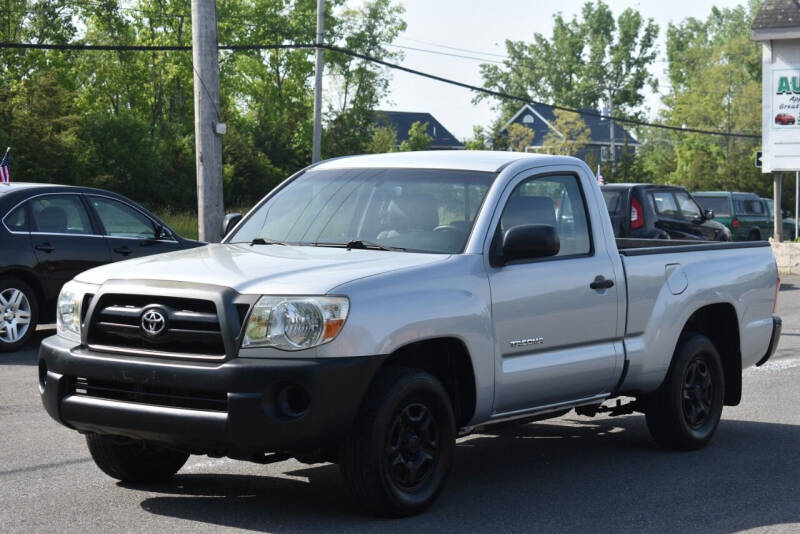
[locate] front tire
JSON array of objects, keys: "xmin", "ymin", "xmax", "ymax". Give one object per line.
[
  {"xmin": 86, "ymin": 434, "xmax": 189, "ymax": 483},
  {"xmin": 339, "ymin": 367, "xmax": 456, "ymax": 517},
  {"xmin": 645, "ymin": 334, "xmax": 725, "ymax": 451},
  {"xmin": 0, "ymin": 277, "xmax": 38, "ymax": 353}
]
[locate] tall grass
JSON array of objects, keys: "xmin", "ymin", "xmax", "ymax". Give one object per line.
[{"xmin": 156, "ymin": 207, "xmax": 251, "ymax": 241}]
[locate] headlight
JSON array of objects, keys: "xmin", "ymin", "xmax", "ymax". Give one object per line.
[
  {"xmin": 243, "ymin": 296, "xmax": 349, "ymax": 351},
  {"xmin": 56, "ymin": 280, "xmax": 98, "ymax": 341}
]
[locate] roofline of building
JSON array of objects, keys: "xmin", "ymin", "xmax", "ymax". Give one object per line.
[
  {"xmin": 752, "ymin": 27, "xmax": 800, "ymax": 40},
  {"xmin": 501, "ymin": 103, "xmax": 564, "ymax": 138}
]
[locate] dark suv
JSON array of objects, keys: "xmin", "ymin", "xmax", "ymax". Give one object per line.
[{"xmin": 601, "ymin": 183, "xmax": 730, "ymax": 242}]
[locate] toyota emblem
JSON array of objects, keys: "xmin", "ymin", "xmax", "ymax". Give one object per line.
[{"xmin": 141, "ymin": 309, "xmax": 167, "ymax": 336}]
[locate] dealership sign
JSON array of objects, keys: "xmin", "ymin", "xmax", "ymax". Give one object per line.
[{"xmin": 774, "ymin": 69, "xmax": 800, "ymax": 129}]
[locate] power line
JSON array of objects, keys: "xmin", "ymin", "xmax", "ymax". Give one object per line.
[
  {"xmin": 384, "ymin": 43, "xmax": 505, "ymax": 64},
  {"xmin": 0, "ymin": 40, "xmax": 761, "ymax": 139},
  {"xmin": 396, "ymin": 36, "xmax": 509, "ymax": 58}
]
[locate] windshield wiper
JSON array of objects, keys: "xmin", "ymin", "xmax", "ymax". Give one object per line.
[
  {"xmin": 315, "ymin": 240, "xmax": 405, "ymax": 251},
  {"xmin": 249, "ymin": 238, "xmax": 286, "ymax": 246}
]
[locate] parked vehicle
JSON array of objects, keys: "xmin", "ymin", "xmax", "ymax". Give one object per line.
[
  {"xmin": 775, "ymin": 113, "xmax": 796, "ymax": 125},
  {"xmin": 762, "ymin": 198, "xmax": 797, "ymax": 241},
  {"xmin": 39, "ymin": 152, "xmax": 781, "ymax": 517},
  {"xmin": 601, "ymin": 183, "xmax": 730, "ymax": 241},
  {"xmin": 693, "ymin": 191, "xmax": 772, "ymax": 241},
  {"xmin": 0, "ymin": 183, "xmax": 202, "ymax": 351}
]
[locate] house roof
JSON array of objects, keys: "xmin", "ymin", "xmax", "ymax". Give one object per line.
[
  {"xmin": 752, "ymin": 0, "xmax": 800, "ymax": 39},
  {"xmin": 503, "ymin": 103, "xmax": 640, "ymax": 146},
  {"xmin": 374, "ymin": 111, "xmax": 464, "ymax": 149}
]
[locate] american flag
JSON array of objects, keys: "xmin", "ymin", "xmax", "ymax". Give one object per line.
[{"xmin": 0, "ymin": 148, "xmax": 10, "ymax": 184}]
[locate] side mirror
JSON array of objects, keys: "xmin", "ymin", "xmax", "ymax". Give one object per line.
[
  {"xmin": 221, "ymin": 212, "xmax": 243, "ymax": 238},
  {"xmin": 500, "ymin": 224, "xmax": 560, "ymax": 265},
  {"xmin": 703, "ymin": 209, "xmax": 714, "ymax": 220}
]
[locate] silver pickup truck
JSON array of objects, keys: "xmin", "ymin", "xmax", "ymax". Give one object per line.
[{"xmin": 39, "ymin": 151, "xmax": 782, "ymax": 517}]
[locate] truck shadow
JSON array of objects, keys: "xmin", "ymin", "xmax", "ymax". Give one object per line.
[{"xmin": 136, "ymin": 415, "xmax": 800, "ymax": 533}]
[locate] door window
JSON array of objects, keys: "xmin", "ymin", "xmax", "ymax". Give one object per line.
[
  {"xmin": 29, "ymin": 195, "xmax": 94, "ymax": 235},
  {"xmin": 695, "ymin": 196, "xmax": 731, "ymax": 217},
  {"xmin": 3, "ymin": 204, "xmax": 29, "ymax": 232},
  {"xmin": 650, "ymin": 191, "xmax": 681, "ymax": 218},
  {"xmin": 675, "ymin": 191, "xmax": 702, "ymax": 219},
  {"xmin": 89, "ymin": 196, "xmax": 157, "ymax": 239},
  {"xmin": 499, "ymin": 174, "xmax": 591, "ymax": 257}
]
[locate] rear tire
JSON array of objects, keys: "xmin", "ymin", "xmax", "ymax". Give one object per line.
[
  {"xmin": 747, "ymin": 230, "xmax": 760, "ymax": 241},
  {"xmin": 0, "ymin": 277, "xmax": 38, "ymax": 353},
  {"xmin": 86, "ymin": 434, "xmax": 189, "ymax": 483},
  {"xmin": 339, "ymin": 367, "xmax": 456, "ymax": 517},
  {"xmin": 645, "ymin": 334, "xmax": 725, "ymax": 451}
]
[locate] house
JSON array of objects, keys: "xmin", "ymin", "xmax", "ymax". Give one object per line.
[
  {"xmin": 374, "ymin": 111, "xmax": 464, "ymax": 150},
  {"xmin": 502, "ymin": 103, "xmax": 639, "ymax": 163}
]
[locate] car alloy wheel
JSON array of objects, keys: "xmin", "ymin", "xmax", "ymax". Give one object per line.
[{"xmin": 0, "ymin": 288, "xmax": 32, "ymax": 344}]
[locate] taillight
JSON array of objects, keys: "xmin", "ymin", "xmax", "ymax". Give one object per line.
[
  {"xmin": 732, "ymin": 218, "xmax": 740, "ymax": 228},
  {"xmin": 630, "ymin": 197, "xmax": 645, "ymax": 230}
]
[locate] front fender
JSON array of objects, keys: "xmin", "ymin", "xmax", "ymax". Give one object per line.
[{"xmin": 322, "ymin": 255, "xmax": 495, "ymax": 423}]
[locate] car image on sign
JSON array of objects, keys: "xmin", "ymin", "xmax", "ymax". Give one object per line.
[{"xmin": 775, "ymin": 113, "xmax": 796, "ymax": 125}]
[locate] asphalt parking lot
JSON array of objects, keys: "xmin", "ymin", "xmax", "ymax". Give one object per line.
[{"xmin": 1, "ymin": 277, "xmax": 799, "ymax": 533}]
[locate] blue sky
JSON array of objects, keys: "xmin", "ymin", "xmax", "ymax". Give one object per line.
[{"xmin": 351, "ymin": 0, "xmax": 750, "ymax": 140}]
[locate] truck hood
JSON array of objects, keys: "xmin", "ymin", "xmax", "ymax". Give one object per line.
[{"xmin": 75, "ymin": 243, "xmax": 451, "ymax": 295}]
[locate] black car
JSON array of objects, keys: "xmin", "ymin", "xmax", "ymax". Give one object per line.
[
  {"xmin": 601, "ymin": 183, "xmax": 731, "ymax": 242},
  {"xmin": 0, "ymin": 183, "xmax": 202, "ymax": 351}
]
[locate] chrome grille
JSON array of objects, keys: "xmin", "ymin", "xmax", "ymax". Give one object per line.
[{"xmin": 86, "ymin": 294, "xmax": 226, "ymax": 359}]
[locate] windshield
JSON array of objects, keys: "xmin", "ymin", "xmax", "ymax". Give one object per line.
[
  {"xmin": 228, "ymin": 168, "xmax": 496, "ymax": 254},
  {"xmin": 695, "ymin": 196, "xmax": 731, "ymax": 217}
]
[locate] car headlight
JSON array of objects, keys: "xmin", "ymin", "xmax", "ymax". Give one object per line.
[
  {"xmin": 57, "ymin": 280, "xmax": 98, "ymax": 341},
  {"xmin": 242, "ymin": 296, "xmax": 349, "ymax": 351}
]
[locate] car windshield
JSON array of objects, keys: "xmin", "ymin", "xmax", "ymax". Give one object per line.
[
  {"xmin": 228, "ymin": 168, "xmax": 497, "ymax": 254},
  {"xmin": 695, "ymin": 196, "xmax": 731, "ymax": 217}
]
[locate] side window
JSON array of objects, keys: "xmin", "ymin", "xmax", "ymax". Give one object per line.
[
  {"xmin": 88, "ymin": 196, "xmax": 157, "ymax": 239},
  {"xmin": 651, "ymin": 191, "xmax": 681, "ymax": 218},
  {"xmin": 675, "ymin": 191, "xmax": 702, "ymax": 219},
  {"xmin": 499, "ymin": 174, "xmax": 591, "ymax": 258},
  {"xmin": 4, "ymin": 204, "xmax": 29, "ymax": 232},
  {"xmin": 29, "ymin": 195, "xmax": 94, "ymax": 235}
]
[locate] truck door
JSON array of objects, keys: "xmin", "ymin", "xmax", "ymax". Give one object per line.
[{"xmin": 487, "ymin": 171, "xmax": 621, "ymax": 414}]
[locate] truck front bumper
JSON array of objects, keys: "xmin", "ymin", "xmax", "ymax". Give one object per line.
[
  {"xmin": 39, "ymin": 335, "xmax": 385, "ymax": 457},
  {"xmin": 756, "ymin": 315, "xmax": 782, "ymax": 367}
]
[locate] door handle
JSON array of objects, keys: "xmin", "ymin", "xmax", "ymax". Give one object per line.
[
  {"xmin": 34, "ymin": 243, "xmax": 55, "ymax": 253},
  {"xmin": 590, "ymin": 276, "xmax": 614, "ymax": 290},
  {"xmin": 113, "ymin": 246, "xmax": 132, "ymax": 256}
]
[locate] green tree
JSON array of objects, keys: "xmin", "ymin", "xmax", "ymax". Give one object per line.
[
  {"xmin": 464, "ymin": 125, "xmax": 488, "ymax": 150},
  {"xmin": 367, "ymin": 125, "xmax": 397, "ymax": 153},
  {"xmin": 507, "ymin": 123, "xmax": 535, "ymax": 152},
  {"xmin": 478, "ymin": 1, "xmax": 658, "ymax": 121},
  {"xmin": 399, "ymin": 121, "xmax": 432, "ymax": 151},
  {"xmin": 542, "ymin": 110, "xmax": 591, "ymax": 156},
  {"xmin": 638, "ymin": 2, "xmax": 766, "ymax": 197}
]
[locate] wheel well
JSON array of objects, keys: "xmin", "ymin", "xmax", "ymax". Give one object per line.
[
  {"xmin": 382, "ymin": 338, "xmax": 477, "ymax": 427},
  {"xmin": 748, "ymin": 229, "xmax": 761, "ymax": 240},
  {"xmin": 1, "ymin": 268, "xmax": 45, "ymax": 321},
  {"xmin": 682, "ymin": 303, "xmax": 741, "ymax": 406}
]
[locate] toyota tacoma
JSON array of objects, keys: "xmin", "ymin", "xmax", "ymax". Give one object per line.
[{"xmin": 39, "ymin": 151, "xmax": 782, "ymax": 516}]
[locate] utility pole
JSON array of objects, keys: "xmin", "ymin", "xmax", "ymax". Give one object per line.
[
  {"xmin": 607, "ymin": 93, "xmax": 615, "ymax": 175},
  {"xmin": 796, "ymin": 171, "xmax": 799, "ymax": 240},
  {"xmin": 191, "ymin": 0, "xmax": 224, "ymax": 242},
  {"xmin": 774, "ymin": 173, "xmax": 783, "ymax": 242},
  {"xmin": 311, "ymin": 0, "xmax": 325, "ymax": 163}
]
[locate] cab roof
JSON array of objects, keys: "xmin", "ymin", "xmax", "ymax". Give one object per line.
[{"xmin": 312, "ymin": 151, "xmax": 577, "ymax": 173}]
